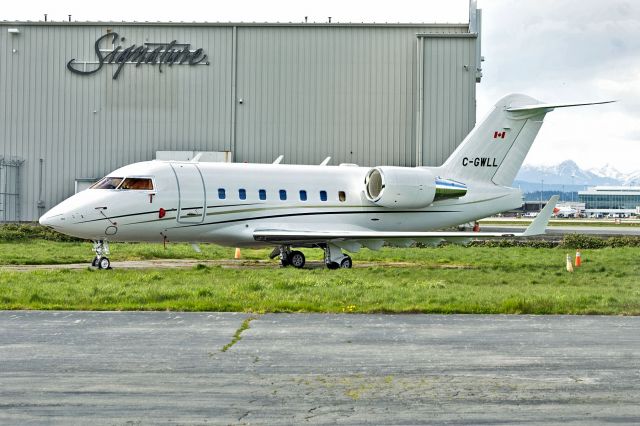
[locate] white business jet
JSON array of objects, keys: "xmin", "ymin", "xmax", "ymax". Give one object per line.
[{"xmin": 39, "ymin": 94, "xmax": 611, "ymax": 269}]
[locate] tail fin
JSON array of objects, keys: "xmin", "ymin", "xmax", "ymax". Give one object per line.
[{"xmin": 440, "ymin": 93, "xmax": 613, "ymax": 187}]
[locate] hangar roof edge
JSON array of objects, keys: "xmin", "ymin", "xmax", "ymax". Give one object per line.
[{"xmin": 0, "ymin": 21, "xmax": 469, "ymax": 29}]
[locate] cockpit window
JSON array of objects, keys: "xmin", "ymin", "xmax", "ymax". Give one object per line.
[
  {"xmin": 90, "ymin": 177, "xmax": 123, "ymax": 189},
  {"xmin": 119, "ymin": 178, "xmax": 154, "ymax": 190}
]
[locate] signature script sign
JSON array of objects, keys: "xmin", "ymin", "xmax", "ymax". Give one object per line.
[{"xmin": 67, "ymin": 32, "xmax": 209, "ymax": 79}]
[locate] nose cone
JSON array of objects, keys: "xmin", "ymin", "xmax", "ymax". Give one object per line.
[
  {"xmin": 38, "ymin": 190, "xmax": 116, "ymax": 239},
  {"xmin": 39, "ymin": 211, "xmax": 52, "ymax": 226},
  {"xmin": 38, "ymin": 193, "xmax": 85, "ymax": 232},
  {"xmin": 39, "ymin": 208, "xmax": 66, "ymax": 229}
]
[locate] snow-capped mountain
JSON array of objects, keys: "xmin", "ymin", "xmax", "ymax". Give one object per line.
[
  {"xmin": 514, "ymin": 160, "xmax": 640, "ymax": 192},
  {"xmin": 624, "ymin": 170, "xmax": 640, "ymax": 186},
  {"xmin": 588, "ymin": 164, "xmax": 627, "ymax": 182},
  {"xmin": 516, "ymin": 160, "xmax": 620, "ymax": 186}
]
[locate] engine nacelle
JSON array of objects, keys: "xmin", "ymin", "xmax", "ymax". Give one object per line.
[
  {"xmin": 364, "ymin": 167, "xmax": 467, "ymax": 208},
  {"xmin": 364, "ymin": 167, "xmax": 436, "ymax": 208}
]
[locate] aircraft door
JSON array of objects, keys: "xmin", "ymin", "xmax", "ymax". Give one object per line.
[{"xmin": 171, "ymin": 163, "xmax": 206, "ymax": 223}]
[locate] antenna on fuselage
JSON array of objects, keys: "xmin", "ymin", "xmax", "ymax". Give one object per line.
[
  {"xmin": 319, "ymin": 157, "xmax": 331, "ymax": 166},
  {"xmin": 191, "ymin": 152, "xmax": 204, "ymax": 162},
  {"xmin": 272, "ymin": 155, "xmax": 284, "ymax": 164}
]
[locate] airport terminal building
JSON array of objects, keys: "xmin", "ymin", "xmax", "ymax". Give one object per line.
[
  {"xmin": 0, "ymin": 7, "xmax": 482, "ymax": 222},
  {"xmin": 579, "ymin": 186, "xmax": 640, "ymax": 217}
]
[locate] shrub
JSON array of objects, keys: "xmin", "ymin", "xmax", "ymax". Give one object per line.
[
  {"xmin": 558, "ymin": 233, "xmax": 606, "ymax": 249},
  {"xmin": 424, "ymin": 234, "xmax": 640, "ymax": 249},
  {"xmin": 0, "ymin": 223, "xmax": 83, "ymax": 242}
]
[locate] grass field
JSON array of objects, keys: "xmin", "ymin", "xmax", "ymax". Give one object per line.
[{"xmin": 1, "ymin": 240, "xmax": 639, "ymax": 314}]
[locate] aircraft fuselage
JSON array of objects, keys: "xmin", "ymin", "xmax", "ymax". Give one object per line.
[{"xmin": 40, "ymin": 160, "xmax": 522, "ymax": 247}]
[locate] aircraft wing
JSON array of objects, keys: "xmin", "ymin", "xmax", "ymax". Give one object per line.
[{"xmin": 254, "ymin": 196, "xmax": 559, "ymax": 247}]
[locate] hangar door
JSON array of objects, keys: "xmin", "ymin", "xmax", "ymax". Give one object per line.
[{"xmin": 416, "ymin": 34, "xmax": 478, "ymax": 167}]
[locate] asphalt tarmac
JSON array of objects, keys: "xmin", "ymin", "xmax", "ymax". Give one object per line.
[{"xmin": 1, "ymin": 311, "xmax": 639, "ymax": 425}]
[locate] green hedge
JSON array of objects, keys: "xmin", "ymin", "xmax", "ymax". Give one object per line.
[
  {"xmin": 2, "ymin": 224, "xmax": 639, "ymax": 248},
  {"xmin": 0, "ymin": 224, "xmax": 83, "ymax": 242},
  {"xmin": 468, "ymin": 234, "xmax": 640, "ymax": 249}
]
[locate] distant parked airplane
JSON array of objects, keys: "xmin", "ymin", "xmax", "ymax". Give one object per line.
[
  {"xmin": 40, "ymin": 94, "xmax": 611, "ymax": 269},
  {"xmin": 554, "ymin": 205, "xmax": 578, "ymax": 218}
]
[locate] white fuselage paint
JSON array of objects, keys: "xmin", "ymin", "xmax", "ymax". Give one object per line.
[{"xmin": 40, "ymin": 160, "xmax": 522, "ymax": 247}]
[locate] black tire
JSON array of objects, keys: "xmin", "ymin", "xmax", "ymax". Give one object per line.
[
  {"xmin": 326, "ymin": 262, "xmax": 339, "ymax": 270},
  {"xmin": 289, "ymin": 251, "xmax": 306, "ymax": 269},
  {"xmin": 340, "ymin": 256, "xmax": 352, "ymax": 269},
  {"xmin": 91, "ymin": 257, "xmax": 99, "ymax": 267},
  {"xmin": 280, "ymin": 255, "xmax": 290, "ymax": 267},
  {"xmin": 98, "ymin": 257, "xmax": 111, "ymax": 270}
]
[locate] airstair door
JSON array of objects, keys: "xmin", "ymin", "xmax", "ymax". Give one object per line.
[{"xmin": 171, "ymin": 163, "xmax": 206, "ymax": 224}]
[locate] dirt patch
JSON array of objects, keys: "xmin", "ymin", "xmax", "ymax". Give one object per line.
[{"xmin": 0, "ymin": 259, "xmax": 475, "ymax": 271}]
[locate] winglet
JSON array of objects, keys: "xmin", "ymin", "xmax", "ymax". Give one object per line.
[{"xmin": 522, "ymin": 195, "xmax": 559, "ymax": 236}]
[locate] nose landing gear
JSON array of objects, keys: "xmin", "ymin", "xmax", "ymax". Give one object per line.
[{"xmin": 92, "ymin": 240, "xmax": 111, "ymax": 269}]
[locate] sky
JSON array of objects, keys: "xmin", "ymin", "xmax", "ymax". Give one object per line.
[{"xmin": 5, "ymin": 0, "xmax": 640, "ymax": 173}]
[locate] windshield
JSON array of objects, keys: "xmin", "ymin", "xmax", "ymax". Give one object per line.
[
  {"xmin": 119, "ymin": 178, "xmax": 154, "ymax": 190},
  {"xmin": 90, "ymin": 177, "xmax": 123, "ymax": 189}
]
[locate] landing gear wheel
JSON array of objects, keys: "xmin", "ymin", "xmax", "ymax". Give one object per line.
[
  {"xmin": 92, "ymin": 240, "xmax": 111, "ymax": 268},
  {"xmin": 326, "ymin": 262, "xmax": 339, "ymax": 270},
  {"xmin": 289, "ymin": 251, "xmax": 306, "ymax": 269},
  {"xmin": 278, "ymin": 245, "xmax": 292, "ymax": 267},
  {"xmin": 340, "ymin": 256, "xmax": 353, "ymax": 269},
  {"xmin": 98, "ymin": 257, "xmax": 111, "ymax": 270}
]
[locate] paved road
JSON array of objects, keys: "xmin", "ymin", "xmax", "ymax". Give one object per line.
[{"xmin": 1, "ymin": 312, "xmax": 639, "ymax": 425}]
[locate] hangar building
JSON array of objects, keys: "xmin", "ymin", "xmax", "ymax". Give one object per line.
[{"xmin": 0, "ymin": 5, "xmax": 482, "ymax": 222}]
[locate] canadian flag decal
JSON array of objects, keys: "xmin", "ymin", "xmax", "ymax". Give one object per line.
[{"xmin": 493, "ymin": 131, "xmax": 506, "ymax": 139}]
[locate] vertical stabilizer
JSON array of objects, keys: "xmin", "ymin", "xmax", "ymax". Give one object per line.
[{"xmin": 440, "ymin": 94, "xmax": 547, "ymax": 187}]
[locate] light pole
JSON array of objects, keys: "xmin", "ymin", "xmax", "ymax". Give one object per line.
[{"xmin": 540, "ymin": 179, "xmax": 544, "ymax": 210}]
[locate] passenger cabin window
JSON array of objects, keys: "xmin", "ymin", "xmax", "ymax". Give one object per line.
[
  {"xmin": 279, "ymin": 190, "xmax": 287, "ymax": 201},
  {"xmin": 218, "ymin": 188, "xmax": 226, "ymax": 199},
  {"xmin": 338, "ymin": 191, "xmax": 346, "ymax": 202},
  {"xmin": 320, "ymin": 190, "xmax": 328, "ymax": 201},
  {"xmin": 119, "ymin": 178, "xmax": 154, "ymax": 190},
  {"xmin": 299, "ymin": 190, "xmax": 307, "ymax": 201},
  {"xmin": 90, "ymin": 177, "xmax": 123, "ymax": 190},
  {"xmin": 239, "ymin": 189, "xmax": 247, "ymax": 200},
  {"xmin": 259, "ymin": 189, "xmax": 267, "ymax": 200}
]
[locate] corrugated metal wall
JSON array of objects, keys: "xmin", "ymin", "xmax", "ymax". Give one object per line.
[
  {"xmin": 0, "ymin": 22, "xmax": 478, "ymax": 221},
  {"xmin": 417, "ymin": 34, "xmax": 477, "ymax": 166}
]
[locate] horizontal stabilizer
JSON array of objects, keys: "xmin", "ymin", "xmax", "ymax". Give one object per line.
[{"xmin": 506, "ymin": 100, "xmax": 614, "ymax": 114}]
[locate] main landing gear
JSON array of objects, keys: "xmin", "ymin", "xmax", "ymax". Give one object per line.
[
  {"xmin": 271, "ymin": 246, "xmax": 306, "ymax": 269},
  {"xmin": 272, "ymin": 243, "xmax": 352, "ymax": 270},
  {"xmin": 91, "ymin": 240, "xmax": 111, "ymax": 269},
  {"xmin": 323, "ymin": 243, "xmax": 352, "ymax": 269}
]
